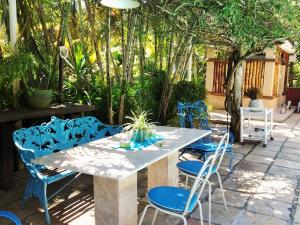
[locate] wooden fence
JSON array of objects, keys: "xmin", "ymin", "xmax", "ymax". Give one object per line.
[
  {"xmin": 212, "ymin": 60, "xmax": 265, "ymax": 94},
  {"xmin": 244, "ymin": 60, "xmax": 265, "ymax": 91},
  {"xmin": 212, "ymin": 60, "xmax": 227, "ymax": 94}
]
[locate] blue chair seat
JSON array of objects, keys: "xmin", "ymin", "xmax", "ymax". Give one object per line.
[
  {"xmin": 177, "ymin": 160, "xmax": 217, "ymax": 177},
  {"xmin": 187, "ymin": 142, "xmax": 232, "ymax": 152},
  {"xmin": 148, "ymin": 186, "xmax": 198, "ymax": 213},
  {"xmin": 37, "ymin": 166, "xmax": 76, "ymax": 184}
]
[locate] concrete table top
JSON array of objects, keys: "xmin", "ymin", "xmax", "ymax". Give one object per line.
[{"xmin": 33, "ymin": 126, "xmax": 211, "ymax": 180}]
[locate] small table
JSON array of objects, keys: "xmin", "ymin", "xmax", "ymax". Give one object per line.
[
  {"xmin": 34, "ymin": 126, "xmax": 210, "ymax": 225},
  {"xmin": 240, "ymin": 107, "xmax": 273, "ymax": 147}
]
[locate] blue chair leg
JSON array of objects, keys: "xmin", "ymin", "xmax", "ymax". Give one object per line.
[
  {"xmin": 34, "ymin": 181, "xmax": 50, "ymax": 225},
  {"xmin": 22, "ymin": 177, "xmax": 35, "ymax": 208},
  {"xmin": 41, "ymin": 183, "xmax": 50, "ymax": 225}
]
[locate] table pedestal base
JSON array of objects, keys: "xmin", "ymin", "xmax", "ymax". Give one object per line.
[
  {"xmin": 94, "ymin": 173, "xmax": 137, "ymax": 225},
  {"xmin": 148, "ymin": 151, "xmax": 178, "ymax": 189}
]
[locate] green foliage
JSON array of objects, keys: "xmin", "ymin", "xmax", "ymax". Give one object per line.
[
  {"xmin": 0, "ymin": 53, "xmax": 37, "ymax": 86},
  {"xmin": 165, "ymin": 0, "xmax": 299, "ymax": 58},
  {"xmin": 123, "ymin": 111, "xmax": 155, "ymax": 133},
  {"xmin": 168, "ymin": 79, "xmax": 206, "ymax": 120},
  {"xmin": 245, "ymin": 87, "xmax": 263, "ymax": 100},
  {"xmin": 294, "ymin": 63, "xmax": 300, "ymax": 88}
]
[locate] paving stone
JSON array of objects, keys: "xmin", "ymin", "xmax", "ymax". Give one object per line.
[
  {"xmin": 191, "ymin": 202, "xmax": 242, "ymax": 225},
  {"xmin": 268, "ymin": 166, "xmax": 300, "ymax": 179},
  {"xmin": 236, "ymin": 160, "xmax": 269, "ymax": 173},
  {"xmin": 277, "ymin": 152, "xmax": 300, "ymax": 162},
  {"xmin": 286, "ymin": 139, "xmax": 300, "ymax": 144},
  {"xmin": 221, "ymin": 157, "xmax": 241, "ymax": 168},
  {"xmin": 294, "ymin": 206, "xmax": 300, "ymax": 223},
  {"xmin": 247, "ymin": 198, "xmax": 291, "ymax": 220},
  {"xmin": 284, "ymin": 142, "xmax": 300, "ymax": 149},
  {"xmin": 11, "ymin": 176, "xmax": 27, "ymax": 194},
  {"xmin": 251, "ymin": 149, "xmax": 278, "ymax": 157},
  {"xmin": 235, "ymin": 210, "xmax": 288, "ymax": 225},
  {"xmin": 222, "ymin": 171, "xmax": 263, "ymax": 194},
  {"xmin": 0, "ymin": 190, "xmax": 21, "ymax": 207},
  {"xmin": 282, "ymin": 147, "xmax": 300, "ymax": 155},
  {"xmin": 217, "ymin": 166, "xmax": 231, "ymax": 176},
  {"xmin": 69, "ymin": 174, "xmax": 93, "ymax": 190},
  {"xmin": 270, "ymin": 136, "xmax": 287, "ymax": 142},
  {"xmin": 138, "ymin": 207, "xmax": 181, "ymax": 225},
  {"xmin": 253, "ymin": 176, "xmax": 296, "ymax": 204},
  {"xmin": 274, "ymin": 158, "xmax": 300, "ymax": 170},
  {"xmin": 254, "ymin": 145, "xmax": 281, "ymax": 152},
  {"xmin": 211, "ymin": 188, "xmax": 250, "ymax": 208},
  {"xmin": 230, "ymin": 169, "xmax": 265, "ymax": 179},
  {"xmin": 0, "ymin": 200, "xmax": 37, "ymax": 224},
  {"xmin": 268, "ymin": 140, "xmax": 285, "ymax": 147},
  {"xmin": 186, "ymin": 218, "xmax": 210, "ymax": 225},
  {"xmin": 245, "ymin": 154, "xmax": 274, "ymax": 164},
  {"xmin": 234, "ymin": 144, "xmax": 254, "ymax": 154}
]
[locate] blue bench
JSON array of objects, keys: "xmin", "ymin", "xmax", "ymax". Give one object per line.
[{"xmin": 13, "ymin": 116, "xmax": 121, "ymax": 225}]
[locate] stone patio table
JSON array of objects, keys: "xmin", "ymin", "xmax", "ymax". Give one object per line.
[{"xmin": 34, "ymin": 126, "xmax": 210, "ymax": 225}]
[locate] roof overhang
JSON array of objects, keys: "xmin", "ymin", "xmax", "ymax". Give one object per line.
[{"xmin": 279, "ymin": 40, "xmax": 296, "ymax": 55}]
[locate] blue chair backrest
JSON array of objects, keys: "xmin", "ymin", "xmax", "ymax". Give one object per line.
[
  {"xmin": 177, "ymin": 100, "xmax": 210, "ymax": 130},
  {"xmin": 0, "ymin": 211, "xmax": 22, "ymax": 225},
  {"xmin": 13, "ymin": 116, "xmax": 121, "ymax": 177}
]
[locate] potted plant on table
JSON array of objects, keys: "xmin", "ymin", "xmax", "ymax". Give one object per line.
[
  {"xmin": 245, "ymin": 87, "xmax": 264, "ymax": 109},
  {"xmin": 123, "ymin": 111, "xmax": 155, "ymax": 142}
]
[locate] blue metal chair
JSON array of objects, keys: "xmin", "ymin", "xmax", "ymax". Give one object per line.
[
  {"xmin": 0, "ymin": 211, "xmax": 22, "ymax": 225},
  {"xmin": 176, "ymin": 133, "xmax": 230, "ymax": 216},
  {"xmin": 13, "ymin": 116, "xmax": 121, "ymax": 225},
  {"xmin": 177, "ymin": 100, "xmax": 235, "ymax": 170},
  {"xmin": 138, "ymin": 154, "xmax": 216, "ymax": 225}
]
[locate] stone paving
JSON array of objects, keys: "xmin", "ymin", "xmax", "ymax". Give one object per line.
[{"xmin": 0, "ymin": 114, "xmax": 300, "ymax": 225}]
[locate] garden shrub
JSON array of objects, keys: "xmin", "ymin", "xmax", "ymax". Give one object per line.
[{"xmin": 167, "ymin": 79, "xmax": 207, "ymax": 124}]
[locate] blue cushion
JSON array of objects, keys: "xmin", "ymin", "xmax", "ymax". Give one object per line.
[
  {"xmin": 187, "ymin": 142, "xmax": 232, "ymax": 152},
  {"xmin": 148, "ymin": 186, "xmax": 198, "ymax": 213},
  {"xmin": 177, "ymin": 160, "xmax": 217, "ymax": 177}
]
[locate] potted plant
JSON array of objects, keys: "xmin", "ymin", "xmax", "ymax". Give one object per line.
[
  {"xmin": 123, "ymin": 111, "xmax": 155, "ymax": 142},
  {"xmin": 245, "ymin": 87, "xmax": 264, "ymax": 109},
  {"xmin": 24, "ymin": 57, "xmax": 56, "ymax": 109}
]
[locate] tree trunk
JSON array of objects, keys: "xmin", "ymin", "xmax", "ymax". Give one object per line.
[
  {"xmin": 77, "ymin": 0, "xmax": 90, "ymax": 64},
  {"xmin": 118, "ymin": 11, "xmax": 136, "ymax": 125},
  {"xmin": 224, "ymin": 48, "xmax": 243, "ymax": 141},
  {"xmin": 36, "ymin": 0, "xmax": 51, "ymax": 52},
  {"xmin": 106, "ymin": 9, "xmax": 113, "ymax": 125},
  {"xmin": 231, "ymin": 63, "xmax": 244, "ymax": 140},
  {"xmin": 84, "ymin": 0, "xmax": 104, "ymax": 76}
]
